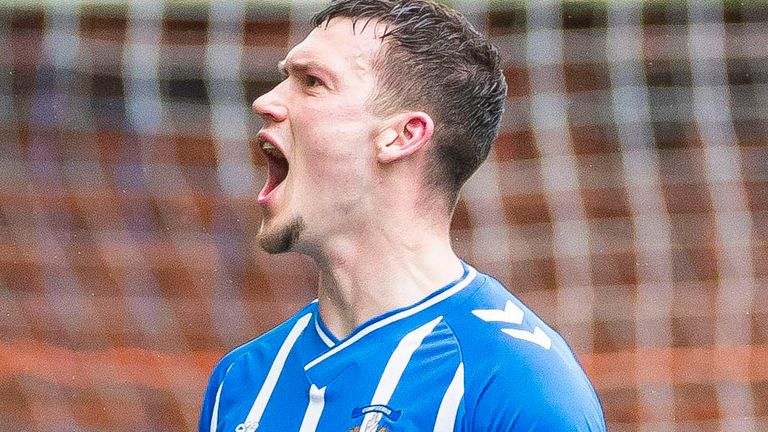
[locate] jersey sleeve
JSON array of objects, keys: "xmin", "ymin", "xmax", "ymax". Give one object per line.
[
  {"xmin": 468, "ymin": 347, "xmax": 606, "ymax": 432},
  {"xmin": 455, "ymin": 276, "xmax": 606, "ymax": 431}
]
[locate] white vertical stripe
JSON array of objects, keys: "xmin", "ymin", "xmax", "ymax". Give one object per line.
[
  {"xmin": 687, "ymin": 4, "xmax": 757, "ymax": 431},
  {"xmin": 207, "ymin": 0, "xmax": 257, "ymax": 199},
  {"xmin": 360, "ymin": 317, "xmax": 443, "ymax": 430},
  {"xmin": 242, "ymin": 313, "xmax": 312, "ymax": 427},
  {"xmin": 209, "ymin": 383, "xmax": 224, "ymax": 432},
  {"xmin": 526, "ymin": 1, "xmax": 594, "ymax": 353},
  {"xmin": 205, "ymin": 0, "xmax": 257, "ymax": 347},
  {"xmin": 433, "ymin": 363, "xmax": 465, "ymax": 432},
  {"xmin": 607, "ymin": 4, "xmax": 675, "ymax": 430},
  {"xmin": 123, "ymin": 0, "xmax": 164, "ymax": 134},
  {"xmin": 298, "ymin": 384, "xmax": 326, "ymax": 432},
  {"xmin": 457, "ymin": 0, "xmax": 512, "ymax": 285}
]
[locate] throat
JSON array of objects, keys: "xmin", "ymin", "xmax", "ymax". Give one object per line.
[
  {"xmin": 315, "ymin": 253, "xmax": 464, "ymax": 339},
  {"xmin": 317, "ymin": 277, "xmax": 376, "ymax": 340}
]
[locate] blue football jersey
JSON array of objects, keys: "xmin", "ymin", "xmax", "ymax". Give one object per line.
[{"xmin": 199, "ymin": 263, "xmax": 606, "ymax": 431}]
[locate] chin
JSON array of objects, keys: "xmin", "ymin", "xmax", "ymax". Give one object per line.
[{"xmin": 258, "ymin": 215, "xmax": 306, "ymax": 254}]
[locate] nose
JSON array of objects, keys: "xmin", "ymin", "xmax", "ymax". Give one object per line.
[{"xmin": 252, "ymin": 85, "xmax": 288, "ymax": 123}]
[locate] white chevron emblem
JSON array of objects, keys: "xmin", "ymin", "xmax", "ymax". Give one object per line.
[
  {"xmin": 471, "ymin": 300, "xmax": 524, "ymax": 324},
  {"xmin": 472, "ymin": 301, "xmax": 552, "ymax": 350},
  {"xmin": 502, "ymin": 327, "xmax": 552, "ymax": 350}
]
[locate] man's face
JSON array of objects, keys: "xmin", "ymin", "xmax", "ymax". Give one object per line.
[{"xmin": 252, "ymin": 18, "xmax": 385, "ymax": 254}]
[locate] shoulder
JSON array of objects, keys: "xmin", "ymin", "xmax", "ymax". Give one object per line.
[
  {"xmin": 442, "ymin": 272, "xmax": 554, "ymax": 358},
  {"xmin": 199, "ymin": 302, "xmax": 316, "ymax": 432},
  {"xmin": 443, "ymin": 272, "xmax": 606, "ymax": 431},
  {"xmin": 443, "ymin": 273, "xmax": 568, "ymax": 377}
]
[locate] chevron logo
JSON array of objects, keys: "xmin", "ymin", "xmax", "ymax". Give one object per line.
[{"xmin": 472, "ymin": 301, "xmax": 552, "ymax": 350}]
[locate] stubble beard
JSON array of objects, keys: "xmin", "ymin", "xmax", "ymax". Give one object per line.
[{"xmin": 258, "ymin": 215, "xmax": 305, "ymax": 254}]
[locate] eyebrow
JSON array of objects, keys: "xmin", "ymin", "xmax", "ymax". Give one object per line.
[{"xmin": 278, "ymin": 59, "xmax": 338, "ymax": 87}]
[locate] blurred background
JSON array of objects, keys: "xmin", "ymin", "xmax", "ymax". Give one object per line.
[{"xmin": 0, "ymin": 0, "xmax": 765, "ymax": 430}]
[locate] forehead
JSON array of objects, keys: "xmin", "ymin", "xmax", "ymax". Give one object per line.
[{"xmin": 285, "ymin": 17, "xmax": 385, "ymax": 74}]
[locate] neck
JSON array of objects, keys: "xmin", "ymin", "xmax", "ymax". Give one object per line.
[{"xmin": 312, "ymin": 222, "xmax": 463, "ymax": 339}]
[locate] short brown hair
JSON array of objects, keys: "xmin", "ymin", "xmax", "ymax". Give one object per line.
[{"xmin": 312, "ymin": 0, "xmax": 507, "ymax": 208}]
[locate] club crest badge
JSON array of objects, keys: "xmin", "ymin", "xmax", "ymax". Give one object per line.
[{"xmin": 348, "ymin": 404, "xmax": 401, "ymax": 432}]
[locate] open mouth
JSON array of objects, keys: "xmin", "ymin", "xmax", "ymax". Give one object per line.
[{"xmin": 258, "ymin": 138, "xmax": 289, "ymax": 201}]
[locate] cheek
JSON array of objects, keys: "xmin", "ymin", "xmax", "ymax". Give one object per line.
[
  {"xmin": 290, "ymin": 140, "xmax": 373, "ymax": 204},
  {"xmin": 297, "ymin": 109, "xmax": 376, "ymax": 169},
  {"xmin": 302, "ymin": 152, "xmax": 369, "ymax": 190}
]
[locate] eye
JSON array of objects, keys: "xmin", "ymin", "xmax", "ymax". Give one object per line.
[{"xmin": 305, "ymin": 75, "xmax": 324, "ymax": 88}]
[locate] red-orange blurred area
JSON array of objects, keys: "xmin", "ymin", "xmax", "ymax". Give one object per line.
[{"xmin": 1, "ymin": 1, "xmax": 767, "ymax": 431}]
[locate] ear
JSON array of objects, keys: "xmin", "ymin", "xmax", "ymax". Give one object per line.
[{"xmin": 375, "ymin": 112, "xmax": 434, "ymax": 164}]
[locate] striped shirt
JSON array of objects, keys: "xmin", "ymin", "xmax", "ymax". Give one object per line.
[{"xmin": 199, "ymin": 263, "xmax": 606, "ymax": 431}]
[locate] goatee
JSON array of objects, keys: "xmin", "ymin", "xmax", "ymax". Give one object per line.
[{"xmin": 258, "ymin": 216, "xmax": 305, "ymax": 254}]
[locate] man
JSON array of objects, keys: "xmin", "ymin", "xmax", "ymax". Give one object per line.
[{"xmin": 200, "ymin": 1, "xmax": 606, "ymax": 431}]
